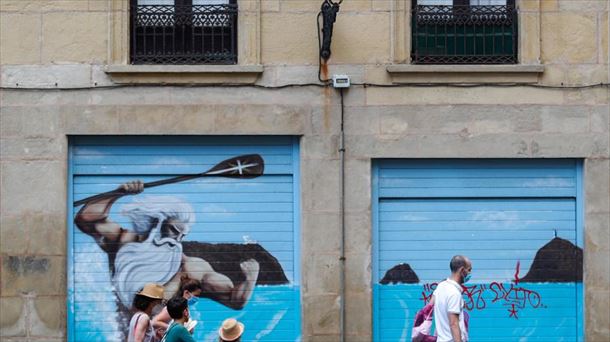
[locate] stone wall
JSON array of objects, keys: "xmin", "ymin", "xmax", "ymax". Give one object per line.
[{"xmin": 1, "ymin": 0, "xmax": 609, "ymax": 341}]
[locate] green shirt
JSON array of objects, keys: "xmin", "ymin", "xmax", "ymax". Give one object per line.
[{"xmin": 162, "ymin": 322, "xmax": 196, "ymax": 342}]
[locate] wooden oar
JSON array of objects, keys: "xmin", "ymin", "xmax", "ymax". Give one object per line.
[{"xmin": 73, "ymin": 154, "xmax": 264, "ymax": 207}]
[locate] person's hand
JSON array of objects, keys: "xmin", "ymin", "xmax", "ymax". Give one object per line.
[
  {"xmin": 119, "ymin": 180, "xmax": 144, "ymax": 195},
  {"xmin": 240, "ymin": 259, "xmax": 260, "ymax": 277},
  {"xmin": 155, "ymin": 328, "xmax": 165, "ymax": 339}
]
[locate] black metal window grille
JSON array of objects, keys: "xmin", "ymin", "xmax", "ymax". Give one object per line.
[
  {"xmin": 411, "ymin": 0, "xmax": 518, "ymax": 64},
  {"xmin": 130, "ymin": 0, "xmax": 237, "ymax": 64}
]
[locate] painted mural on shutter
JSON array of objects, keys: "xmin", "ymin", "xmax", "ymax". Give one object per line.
[
  {"xmin": 68, "ymin": 136, "xmax": 300, "ymax": 342},
  {"xmin": 373, "ymin": 159, "xmax": 583, "ymax": 341}
]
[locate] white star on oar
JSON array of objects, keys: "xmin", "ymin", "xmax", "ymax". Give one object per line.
[{"xmin": 206, "ymin": 160, "xmax": 259, "ymax": 175}]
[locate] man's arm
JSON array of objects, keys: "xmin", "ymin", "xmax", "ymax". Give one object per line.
[
  {"xmin": 74, "ymin": 181, "xmax": 143, "ymax": 251},
  {"xmin": 448, "ymin": 312, "xmax": 462, "ymax": 342},
  {"xmin": 183, "ymin": 256, "xmax": 260, "ymax": 310}
]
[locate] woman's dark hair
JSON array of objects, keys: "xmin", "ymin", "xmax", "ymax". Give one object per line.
[
  {"xmin": 179, "ymin": 276, "xmax": 202, "ymax": 295},
  {"xmin": 166, "ymin": 297, "xmax": 188, "ymax": 319},
  {"xmin": 132, "ymin": 294, "xmax": 154, "ymax": 311}
]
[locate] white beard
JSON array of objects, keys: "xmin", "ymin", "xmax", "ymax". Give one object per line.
[{"xmin": 112, "ymin": 227, "xmax": 183, "ymax": 307}]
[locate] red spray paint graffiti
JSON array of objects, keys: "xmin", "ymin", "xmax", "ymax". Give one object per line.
[{"xmin": 420, "ymin": 262, "xmax": 544, "ymax": 319}]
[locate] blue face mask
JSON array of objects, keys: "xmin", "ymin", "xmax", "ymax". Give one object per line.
[
  {"xmin": 187, "ymin": 295, "xmax": 199, "ymax": 306},
  {"xmin": 463, "ymin": 272, "xmax": 472, "ymax": 284}
]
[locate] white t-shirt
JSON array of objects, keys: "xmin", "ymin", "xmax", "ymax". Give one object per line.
[{"xmin": 433, "ymin": 279, "xmax": 467, "ymax": 342}]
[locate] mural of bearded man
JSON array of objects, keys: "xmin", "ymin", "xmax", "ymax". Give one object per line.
[{"xmin": 75, "ymin": 181, "xmax": 262, "ymax": 317}]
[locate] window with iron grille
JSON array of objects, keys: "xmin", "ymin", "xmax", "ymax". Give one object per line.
[
  {"xmin": 412, "ymin": 0, "xmax": 518, "ymax": 64},
  {"xmin": 130, "ymin": 0, "xmax": 237, "ymax": 65}
]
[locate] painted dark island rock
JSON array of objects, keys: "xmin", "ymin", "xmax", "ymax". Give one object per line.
[
  {"xmin": 380, "ymin": 263, "xmax": 420, "ymax": 284},
  {"xmin": 520, "ymin": 237, "xmax": 583, "ymax": 282},
  {"xmin": 182, "ymin": 241, "xmax": 289, "ymax": 285}
]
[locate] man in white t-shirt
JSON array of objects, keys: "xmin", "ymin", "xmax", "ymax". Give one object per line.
[{"xmin": 432, "ymin": 255, "xmax": 472, "ymax": 342}]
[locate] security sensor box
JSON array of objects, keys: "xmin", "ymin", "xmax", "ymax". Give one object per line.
[{"xmin": 332, "ymin": 74, "xmax": 350, "ymax": 88}]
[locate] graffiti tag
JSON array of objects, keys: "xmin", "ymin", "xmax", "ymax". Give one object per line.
[{"xmin": 420, "ymin": 262, "xmax": 544, "ymax": 319}]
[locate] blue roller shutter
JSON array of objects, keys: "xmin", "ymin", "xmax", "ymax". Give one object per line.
[
  {"xmin": 373, "ymin": 159, "xmax": 583, "ymax": 342},
  {"xmin": 68, "ymin": 136, "xmax": 301, "ymax": 342}
]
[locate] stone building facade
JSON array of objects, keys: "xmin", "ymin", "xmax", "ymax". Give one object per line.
[{"xmin": 1, "ymin": 0, "xmax": 608, "ymax": 341}]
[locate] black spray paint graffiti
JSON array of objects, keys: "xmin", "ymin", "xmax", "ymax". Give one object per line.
[{"xmin": 420, "ymin": 262, "xmax": 544, "ymax": 319}]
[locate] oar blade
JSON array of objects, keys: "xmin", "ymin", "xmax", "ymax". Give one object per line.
[{"xmin": 205, "ymin": 154, "xmax": 265, "ymax": 178}]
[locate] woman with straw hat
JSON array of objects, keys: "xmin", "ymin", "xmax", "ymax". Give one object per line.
[
  {"xmin": 128, "ymin": 283, "xmax": 164, "ymax": 342},
  {"xmin": 218, "ymin": 318, "xmax": 245, "ymax": 342}
]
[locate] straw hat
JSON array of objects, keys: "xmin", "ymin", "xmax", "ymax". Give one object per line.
[
  {"xmin": 136, "ymin": 283, "xmax": 164, "ymax": 300},
  {"xmin": 218, "ymin": 318, "xmax": 244, "ymax": 341}
]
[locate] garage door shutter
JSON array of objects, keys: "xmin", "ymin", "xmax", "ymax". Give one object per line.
[
  {"xmin": 373, "ymin": 159, "xmax": 583, "ymax": 341},
  {"xmin": 68, "ymin": 136, "xmax": 300, "ymax": 342}
]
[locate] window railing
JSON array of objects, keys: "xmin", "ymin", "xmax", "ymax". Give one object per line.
[
  {"xmin": 411, "ymin": 4, "xmax": 518, "ymax": 64},
  {"xmin": 130, "ymin": 2, "xmax": 237, "ymax": 64}
]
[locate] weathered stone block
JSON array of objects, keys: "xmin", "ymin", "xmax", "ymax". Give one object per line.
[
  {"xmin": 539, "ymin": 64, "xmax": 567, "ymax": 85},
  {"xmin": 0, "ymin": 297, "xmax": 25, "ymax": 337},
  {"xmin": 63, "ymin": 105, "xmax": 121, "ymax": 134},
  {"xmin": 600, "ymin": 12, "xmax": 608, "ymax": 64},
  {"xmin": 42, "ymin": 12, "xmax": 108, "ymax": 63},
  {"xmin": 540, "ymin": 106, "xmax": 589, "ymax": 133},
  {"xmin": 585, "ymin": 159, "xmax": 610, "ymax": 213},
  {"xmin": 566, "ymin": 65, "xmax": 609, "ymax": 86},
  {"xmin": 27, "ymin": 214, "xmax": 67, "ymax": 255},
  {"xmin": 1, "ymin": 64, "xmax": 93, "ymax": 89},
  {"xmin": 32, "ymin": 296, "xmax": 65, "ymax": 336},
  {"xmin": 302, "ymin": 294, "xmax": 340, "ymax": 335},
  {"xmin": 213, "ymin": 104, "xmax": 307, "ymax": 134},
  {"xmin": 584, "ymin": 212, "xmax": 610, "ymax": 252},
  {"xmin": 116, "ymin": 105, "xmax": 208, "ymax": 134},
  {"xmin": 0, "ymin": 106, "xmax": 63, "ymax": 138},
  {"xmin": 558, "ymin": 0, "xmax": 608, "ymax": 11},
  {"xmin": 303, "ymin": 253, "xmax": 340, "ymax": 295},
  {"xmin": 0, "ymin": 256, "xmax": 65, "ymax": 296},
  {"xmin": 345, "ymin": 213, "xmax": 372, "ymax": 255},
  {"xmin": 585, "ymin": 290, "xmax": 610, "ymax": 338},
  {"xmin": 345, "ymin": 291, "xmax": 372, "ymax": 337},
  {"xmin": 309, "ymin": 103, "xmax": 341, "ymax": 136},
  {"xmin": 0, "ymin": 215, "xmax": 30, "ymax": 255},
  {"xmin": 301, "ymin": 135, "xmax": 339, "ymax": 160},
  {"xmin": 541, "ymin": 12, "xmax": 597, "ymax": 63},
  {"xmin": 0, "ymin": 106, "xmax": 23, "ymax": 137},
  {"xmin": 540, "ymin": 0, "xmax": 558, "ymax": 12},
  {"xmin": 344, "ymin": 158, "xmax": 371, "ymax": 212},
  {"xmin": 345, "ymin": 253, "xmax": 371, "ymax": 293},
  {"xmin": 261, "ymin": 13, "xmax": 319, "ymax": 64},
  {"xmin": 301, "ymin": 159, "xmax": 341, "ymax": 211},
  {"xmin": 365, "ymin": 86, "xmax": 564, "ymax": 106},
  {"xmin": 302, "ymin": 211, "xmax": 341, "ymax": 253},
  {"xmin": 0, "ymin": 137, "xmax": 66, "ymax": 160},
  {"xmin": 590, "ymin": 106, "xmax": 610, "ymax": 133},
  {"xmin": 584, "ymin": 219, "xmax": 610, "ymax": 288},
  {"xmin": 88, "ymin": 0, "xmax": 110, "ymax": 11},
  {"xmin": 332, "ymin": 13, "xmax": 391, "ymax": 64},
  {"xmin": 0, "ymin": 161, "xmax": 67, "ymax": 214},
  {"xmin": 372, "ymin": 0, "xmax": 392, "ymax": 12},
  {"xmin": 0, "ymin": 13, "xmax": 41, "ymax": 65},
  {"xmin": 261, "ymin": 0, "xmax": 280, "ymax": 12}
]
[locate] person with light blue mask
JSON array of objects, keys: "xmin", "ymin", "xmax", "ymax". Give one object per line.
[
  {"xmin": 153, "ymin": 277, "xmax": 202, "ymax": 338},
  {"xmin": 431, "ymin": 255, "xmax": 472, "ymax": 342}
]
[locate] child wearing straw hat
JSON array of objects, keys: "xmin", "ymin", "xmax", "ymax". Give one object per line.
[
  {"xmin": 218, "ymin": 318, "xmax": 244, "ymax": 342},
  {"xmin": 128, "ymin": 283, "xmax": 164, "ymax": 342}
]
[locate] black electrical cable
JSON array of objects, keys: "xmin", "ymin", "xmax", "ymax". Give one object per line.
[
  {"xmin": 3, "ymin": 82, "xmax": 608, "ymax": 91},
  {"xmin": 316, "ymin": 9, "xmax": 330, "ymax": 84}
]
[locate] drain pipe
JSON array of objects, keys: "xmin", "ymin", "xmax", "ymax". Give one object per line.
[{"xmin": 338, "ymin": 87, "xmax": 346, "ymax": 342}]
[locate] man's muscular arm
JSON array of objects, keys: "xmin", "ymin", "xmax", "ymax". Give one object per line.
[
  {"xmin": 74, "ymin": 181, "xmax": 143, "ymax": 251},
  {"xmin": 183, "ymin": 256, "xmax": 260, "ymax": 310}
]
